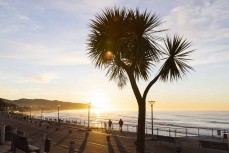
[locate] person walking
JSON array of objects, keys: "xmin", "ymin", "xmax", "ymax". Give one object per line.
[
  {"xmin": 119, "ymin": 119, "xmax": 123, "ymax": 132},
  {"xmin": 108, "ymin": 119, "xmax": 112, "ymax": 133}
]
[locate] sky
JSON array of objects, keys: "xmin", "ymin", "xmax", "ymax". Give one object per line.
[{"xmin": 0, "ymin": 0, "xmax": 229, "ymax": 111}]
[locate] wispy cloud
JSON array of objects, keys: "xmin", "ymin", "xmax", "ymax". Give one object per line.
[
  {"xmin": 0, "ymin": 54, "xmax": 20, "ymax": 59},
  {"xmin": 22, "ymin": 73, "xmax": 60, "ymax": 83},
  {"xmin": 164, "ymin": 0, "xmax": 229, "ymax": 65},
  {"xmin": 0, "ymin": 38, "xmax": 89, "ymax": 65}
]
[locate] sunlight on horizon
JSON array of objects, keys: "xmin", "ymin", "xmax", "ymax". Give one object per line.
[{"xmin": 90, "ymin": 92, "xmax": 113, "ymax": 111}]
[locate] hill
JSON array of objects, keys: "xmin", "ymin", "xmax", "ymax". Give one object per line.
[
  {"xmin": 1, "ymin": 98, "xmax": 88, "ymax": 111},
  {"xmin": 0, "ymin": 98, "xmax": 18, "ymax": 111}
]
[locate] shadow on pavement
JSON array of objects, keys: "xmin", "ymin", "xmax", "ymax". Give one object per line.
[
  {"xmin": 107, "ymin": 140, "xmax": 115, "ymax": 153},
  {"xmin": 78, "ymin": 133, "xmax": 89, "ymax": 153},
  {"xmin": 112, "ymin": 133, "xmax": 128, "ymax": 153}
]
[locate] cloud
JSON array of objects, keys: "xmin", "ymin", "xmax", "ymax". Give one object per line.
[
  {"xmin": 0, "ymin": 38, "xmax": 89, "ymax": 65},
  {"xmin": 0, "ymin": 1, "xmax": 42, "ymax": 33},
  {"xmin": 0, "ymin": 54, "xmax": 20, "ymax": 59},
  {"xmin": 45, "ymin": 0, "xmax": 117, "ymax": 13},
  {"xmin": 22, "ymin": 73, "xmax": 60, "ymax": 83},
  {"xmin": 37, "ymin": 52, "xmax": 90, "ymax": 66},
  {"xmin": 163, "ymin": 0, "xmax": 229, "ymax": 65}
]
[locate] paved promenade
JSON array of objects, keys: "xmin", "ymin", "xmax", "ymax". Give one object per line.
[{"xmin": 0, "ymin": 114, "xmax": 228, "ymax": 153}]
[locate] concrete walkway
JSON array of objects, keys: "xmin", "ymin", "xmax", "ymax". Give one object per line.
[{"xmin": 1, "ymin": 114, "xmax": 228, "ymax": 153}]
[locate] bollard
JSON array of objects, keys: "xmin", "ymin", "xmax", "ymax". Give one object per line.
[
  {"xmin": 69, "ymin": 140, "xmax": 75, "ymax": 153},
  {"xmin": 40, "ymin": 133, "xmax": 46, "ymax": 153},
  {"xmin": 1, "ymin": 123, "xmax": 6, "ymax": 144},
  {"xmin": 44, "ymin": 138, "xmax": 51, "ymax": 153},
  {"xmin": 85, "ymin": 132, "xmax": 89, "ymax": 137},
  {"xmin": 106, "ymin": 135, "xmax": 110, "ymax": 141}
]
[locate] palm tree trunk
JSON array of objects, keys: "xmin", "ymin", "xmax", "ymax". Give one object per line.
[
  {"xmin": 136, "ymin": 101, "xmax": 146, "ymax": 153},
  {"xmin": 126, "ymin": 70, "xmax": 146, "ymax": 153}
]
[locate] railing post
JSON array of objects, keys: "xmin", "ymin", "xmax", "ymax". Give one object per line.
[
  {"xmin": 145, "ymin": 126, "xmax": 147, "ymax": 134},
  {"xmin": 186, "ymin": 129, "xmax": 187, "ymax": 137},
  {"xmin": 169, "ymin": 129, "xmax": 171, "ymax": 137},
  {"xmin": 212, "ymin": 128, "xmax": 213, "ymax": 137}
]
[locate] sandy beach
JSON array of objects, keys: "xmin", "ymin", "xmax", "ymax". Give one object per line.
[{"xmin": 0, "ymin": 113, "xmax": 228, "ymax": 153}]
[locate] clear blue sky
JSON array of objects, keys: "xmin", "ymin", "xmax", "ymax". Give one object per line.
[{"xmin": 0, "ymin": 0, "xmax": 228, "ymax": 110}]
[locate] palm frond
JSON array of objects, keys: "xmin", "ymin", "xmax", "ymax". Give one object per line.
[
  {"xmin": 159, "ymin": 35, "xmax": 195, "ymax": 81},
  {"xmin": 87, "ymin": 7, "xmax": 166, "ymax": 87}
]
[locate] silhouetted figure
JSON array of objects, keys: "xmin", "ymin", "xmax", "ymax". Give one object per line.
[
  {"xmin": 119, "ymin": 119, "xmax": 123, "ymax": 132},
  {"xmin": 108, "ymin": 119, "xmax": 112, "ymax": 133}
]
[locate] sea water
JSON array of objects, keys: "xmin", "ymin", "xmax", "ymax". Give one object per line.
[{"xmin": 38, "ymin": 110, "xmax": 229, "ymax": 131}]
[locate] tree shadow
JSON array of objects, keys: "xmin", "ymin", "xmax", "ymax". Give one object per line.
[
  {"xmin": 112, "ymin": 133, "xmax": 128, "ymax": 153},
  {"xmin": 107, "ymin": 140, "xmax": 115, "ymax": 153},
  {"xmin": 78, "ymin": 133, "xmax": 89, "ymax": 153},
  {"xmin": 55, "ymin": 133, "xmax": 69, "ymax": 146}
]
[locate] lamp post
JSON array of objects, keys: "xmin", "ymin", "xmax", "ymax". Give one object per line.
[
  {"xmin": 30, "ymin": 106, "xmax": 32, "ymax": 119},
  {"xmin": 40, "ymin": 106, "xmax": 43, "ymax": 120},
  {"xmin": 57, "ymin": 105, "xmax": 60, "ymax": 123},
  {"xmin": 148, "ymin": 101, "xmax": 155, "ymax": 138},
  {"xmin": 88, "ymin": 102, "xmax": 91, "ymax": 130}
]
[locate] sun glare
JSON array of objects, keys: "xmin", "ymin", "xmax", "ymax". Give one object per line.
[{"xmin": 91, "ymin": 93, "xmax": 112, "ymax": 112}]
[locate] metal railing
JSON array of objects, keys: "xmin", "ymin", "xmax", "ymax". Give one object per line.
[{"xmin": 24, "ymin": 114, "xmax": 229, "ymax": 139}]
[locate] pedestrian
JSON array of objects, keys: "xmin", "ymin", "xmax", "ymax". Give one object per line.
[
  {"xmin": 119, "ymin": 119, "xmax": 123, "ymax": 132},
  {"xmin": 108, "ymin": 119, "xmax": 112, "ymax": 133}
]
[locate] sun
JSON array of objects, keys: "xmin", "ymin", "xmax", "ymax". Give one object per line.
[{"xmin": 91, "ymin": 93, "xmax": 111, "ymax": 111}]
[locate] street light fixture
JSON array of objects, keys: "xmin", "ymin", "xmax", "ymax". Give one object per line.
[
  {"xmin": 148, "ymin": 101, "xmax": 155, "ymax": 138},
  {"xmin": 88, "ymin": 102, "xmax": 91, "ymax": 131},
  {"xmin": 41, "ymin": 106, "xmax": 44, "ymax": 120},
  {"xmin": 57, "ymin": 105, "xmax": 61, "ymax": 123}
]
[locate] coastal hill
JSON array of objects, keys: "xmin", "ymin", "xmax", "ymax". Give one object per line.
[
  {"xmin": 1, "ymin": 98, "xmax": 88, "ymax": 110},
  {"xmin": 0, "ymin": 98, "xmax": 18, "ymax": 111}
]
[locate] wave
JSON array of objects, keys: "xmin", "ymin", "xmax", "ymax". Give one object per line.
[{"xmin": 207, "ymin": 121, "xmax": 229, "ymax": 125}]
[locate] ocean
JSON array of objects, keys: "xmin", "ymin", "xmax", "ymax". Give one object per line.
[{"xmin": 35, "ymin": 110, "xmax": 229, "ymax": 133}]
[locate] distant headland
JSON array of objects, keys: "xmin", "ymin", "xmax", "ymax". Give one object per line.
[{"xmin": 0, "ymin": 98, "xmax": 88, "ymax": 111}]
